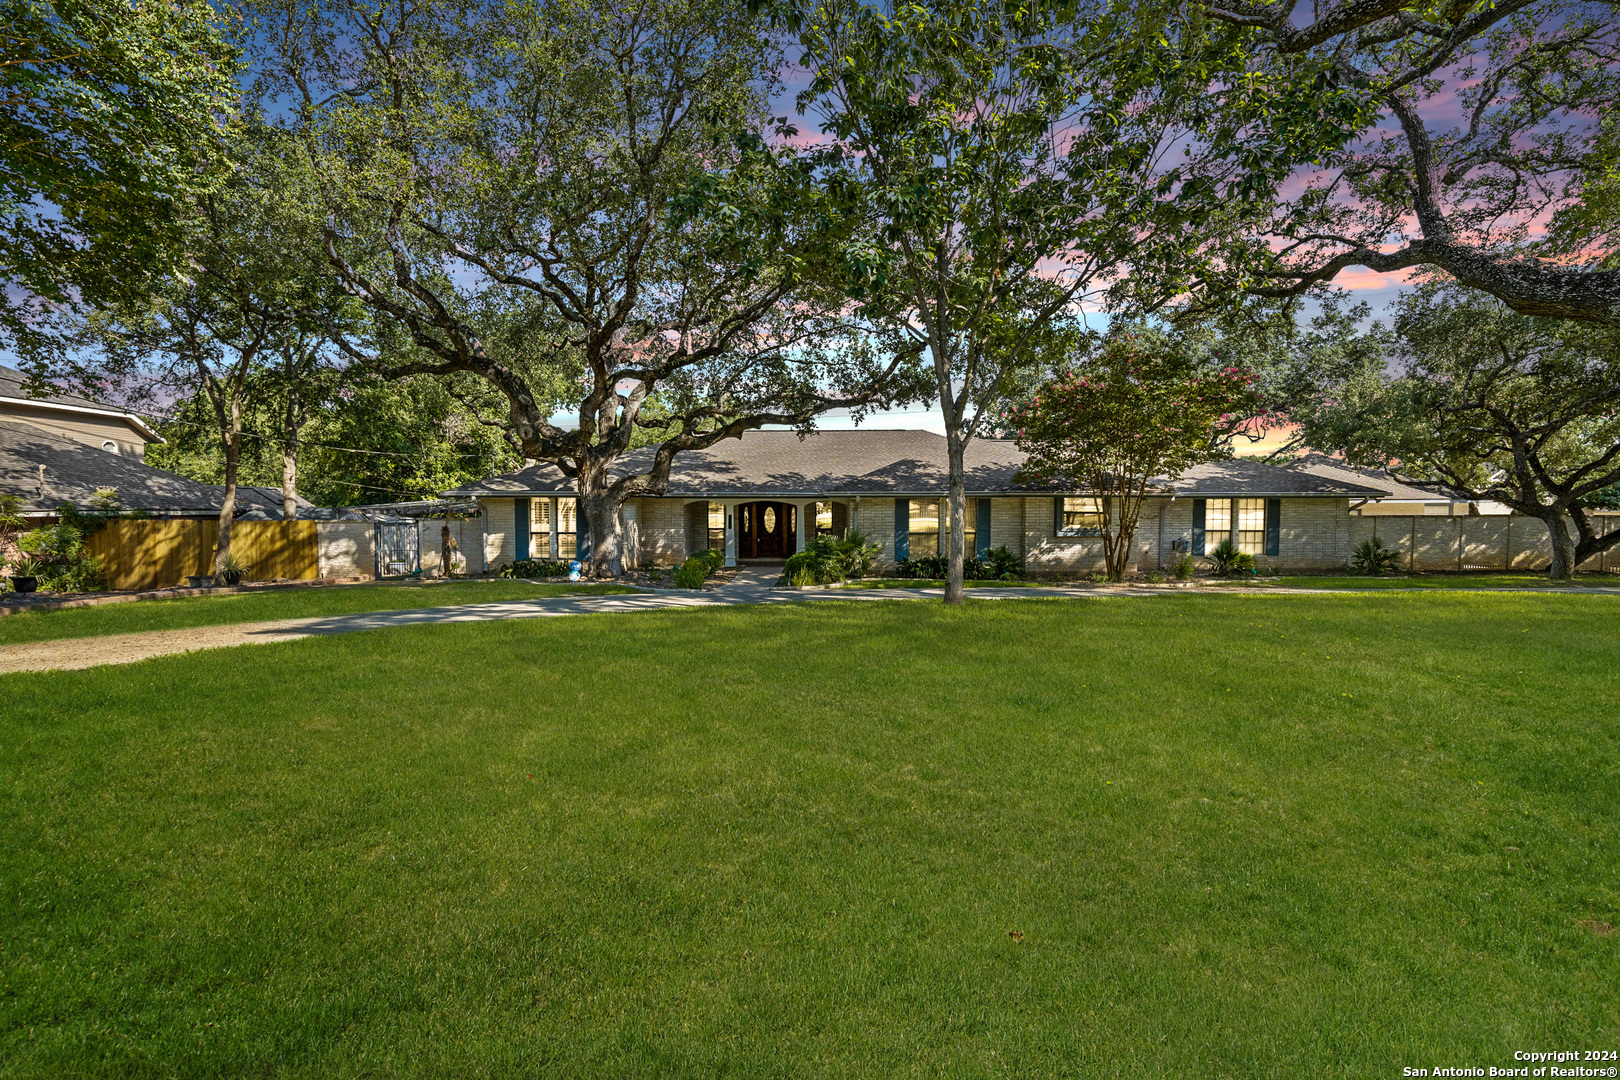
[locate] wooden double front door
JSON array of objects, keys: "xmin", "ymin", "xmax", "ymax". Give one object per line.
[{"xmin": 738, "ymin": 501, "xmax": 796, "ymax": 559}]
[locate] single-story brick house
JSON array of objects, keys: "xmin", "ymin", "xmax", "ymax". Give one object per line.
[{"xmin": 444, "ymin": 429, "xmax": 1393, "ymax": 576}]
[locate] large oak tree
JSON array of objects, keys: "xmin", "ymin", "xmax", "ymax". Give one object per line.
[
  {"xmin": 1287, "ymin": 281, "xmax": 1620, "ymax": 579},
  {"xmin": 1147, "ymin": 0, "xmax": 1620, "ymax": 326},
  {"xmin": 256, "ymin": 0, "xmax": 919, "ymax": 576}
]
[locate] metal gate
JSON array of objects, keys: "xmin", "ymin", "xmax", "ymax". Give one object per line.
[{"xmin": 375, "ymin": 520, "xmax": 420, "ymax": 577}]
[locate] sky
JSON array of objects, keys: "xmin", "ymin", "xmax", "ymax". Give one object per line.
[{"xmin": 692, "ymin": 39, "xmax": 1431, "ymax": 437}]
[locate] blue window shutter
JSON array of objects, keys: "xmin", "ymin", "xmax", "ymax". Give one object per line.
[
  {"xmin": 515, "ymin": 498, "xmax": 530, "ymax": 562},
  {"xmin": 578, "ymin": 509, "xmax": 591, "ymax": 561},
  {"xmin": 1192, "ymin": 499, "xmax": 1206, "ymax": 555},
  {"xmin": 976, "ymin": 497, "xmax": 992, "ymax": 558},
  {"xmin": 893, "ymin": 499, "xmax": 909, "ymax": 560},
  {"xmin": 1053, "ymin": 495, "xmax": 1064, "ymax": 535},
  {"xmin": 1266, "ymin": 498, "xmax": 1281, "ymax": 557}
]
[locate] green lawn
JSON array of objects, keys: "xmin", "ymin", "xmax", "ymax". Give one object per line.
[
  {"xmin": 1265, "ymin": 573, "xmax": 1620, "ymax": 590},
  {"xmin": 836, "ymin": 577, "xmax": 1048, "ymax": 588},
  {"xmin": 2, "ymin": 594, "xmax": 1616, "ymax": 1077},
  {"xmin": 0, "ymin": 580, "xmax": 634, "ymax": 645}
]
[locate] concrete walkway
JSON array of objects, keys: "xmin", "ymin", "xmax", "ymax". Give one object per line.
[
  {"xmin": 0, "ymin": 575, "xmax": 1096, "ymax": 674},
  {"xmin": 5, "ymin": 569, "xmax": 1617, "ymax": 675}
]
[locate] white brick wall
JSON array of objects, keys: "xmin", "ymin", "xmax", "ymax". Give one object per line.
[
  {"xmin": 316, "ymin": 521, "xmax": 375, "ymax": 579},
  {"xmin": 856, "ymin": 498, "xmax": 896, "ymax": 571},
  {"xmin": 418, "ymin": 517, "xmax": 481, "ymax": 577},
  {"xmin": 988, "ymin": 496, "xmax": 1024, "ymax": 556},
  {"xmin": 482, "ymin": 497, "xmax": 515, "ymax": 570},
  {"xmin": 635, "ymin": 498, "xmax": 691, "ymax": 567}
]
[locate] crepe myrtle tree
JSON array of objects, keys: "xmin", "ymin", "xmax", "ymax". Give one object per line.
[
  {"xmin": 1007, "ymin": 330, "xmax": 1267, "ymax": 581},
  {"xmin": 1130, "ymin": 0, "xmax": 1620, "ymax": 326},
  {"xmin": 1290, "ymin": 282, "xmax": 1620, "ymax": 580},
  {"xmin": 258, "ymin": 0, "xmax": 921, "ymax": 577}
]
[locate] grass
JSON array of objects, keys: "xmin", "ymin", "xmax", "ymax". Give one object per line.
[
  {"xmin": 1264, "ymin": 573, "xmax": 1620, "ymax": 590},
  {"xmin": 0, "ymin": 579, "xmax": 634, "ymax": 645},
  {"xmin": 2, "ymin": 593, "xmax": 1617, "ymax": 1077},
  {"xmin": 834, "ymin": 577, "xmax": 1048, "ymax": 588}
]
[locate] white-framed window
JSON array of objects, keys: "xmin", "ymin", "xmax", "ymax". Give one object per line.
[
  {"xmin": 1204, "ymin": 498, "xmax": 1232, "ymax": 549},
  {"xmin": 814, "ymin": 501, "xmax": 833, "ymax": 535},
  {"xmin": 556, "ymin": 497, "xmax": 577, "ymax": 559},
  {"xmin": 908, "ymin": 498, "xmax": 940, "ymax": 557},
  {"xmin": 707, "ymin": 502, "xmax": 724, "ymax": 550},
  {"xmin": 1236, "ymin": 498, "xmax": 1267, "ymax": 555},
  {"xmin": 1058, "ymin": 497, "xmax": 1105, "ymax": 536},
  {"xmin": 531, "ymin": 497, "xmax": 552, "ymax": 559}
]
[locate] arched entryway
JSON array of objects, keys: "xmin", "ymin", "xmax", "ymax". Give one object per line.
[{"xmin": 737, "ymin": 501, "xmax": 796, "ymax": 559}]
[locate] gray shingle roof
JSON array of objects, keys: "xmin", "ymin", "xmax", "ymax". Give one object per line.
[
  {"xmin": 1285, "ymin": 453, "xmax": 1462, "ymax": 502},
  {"xmin": 446, "ymin": 429, "xmax": 1392, "ymax": 499},
  {"xmin": 0, "ymin": 364, "xmax": 161, "ymax": 442},
  {"xmin": 0, "ymin": 420, "xmax": 293, "ymax": 516}
]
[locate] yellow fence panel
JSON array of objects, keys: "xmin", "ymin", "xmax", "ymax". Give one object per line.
[{"xmin": 89, "ymin": 519, "xmax": 319, "ymax": 592}]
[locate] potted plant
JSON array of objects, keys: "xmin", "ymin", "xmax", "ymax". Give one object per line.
[
  {"xmin": 8, "ymin": 556, "xmax": 42, "ymax": 594},
  {"xmin": 217, "ymin": 551, "xmax": 252, "ymax": 587}
]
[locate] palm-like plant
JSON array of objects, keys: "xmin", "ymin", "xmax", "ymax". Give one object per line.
[{"xmin": 1350, "ymin": 538, "xmax": 1402, "ymax": 576}]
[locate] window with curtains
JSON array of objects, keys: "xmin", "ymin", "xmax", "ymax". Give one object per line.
[
  {"xmin": 1203, "ymin": 497, "xmax": 1231, "ymax": 550},
  {"xmin": 556, "ymin": 497, "xmax": 577, "ymax": 559},
  {"xmin": 707, "ymin": 502, "xmax": 724, "ymax": 551},
  {"xmin": 530, "ymin": 498, "xmax": 552, "ymax": 559},
  {"xmin": 1236, "ymin": 498, "xmax": 1267, "ymax": 555},
  {"xmin": 908, "ymin": 498, "xmax": 940, "ymax": 557},
  {"xmin": 1058, "ymin": 497, "xmax": 1105, "ymax": 536}
]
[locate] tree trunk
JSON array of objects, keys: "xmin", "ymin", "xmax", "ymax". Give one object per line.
[
  {"xmin": 1104, "ymin": 493, "xmax": 1145, "ymax": 582},
  {"xmin": 213, "ymin": 404, "xmax": 241, "ymax": 579},
  {"xmin": 280, "ymin": 388, "xmax": 299, "ymax": 520},
  {"xmin": 581, "ymin": 494, "xmax": 623, "ymax": 578},
  {"xmin": 440, "ymin": 519, "xmax": 458, "ymax": 578},
  {"xmin": 576, "ymin": 459, "xmax": 624, "ymax": 579},
  {"xmin": 1544, "ymin": 510, "xmax": 1578, "ymax": 581},
  {"xmin": 944, "ymin": 434, "xmax": 966, "ymax": 605}
]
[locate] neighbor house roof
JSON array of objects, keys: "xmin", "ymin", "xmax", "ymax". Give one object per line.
[
  {"xmin": 0, "ymin": 420, "xmax": 296, "ymax": 516},
  {"xmin": 446, "ymin": 429, "xmax": 1392, "ymax": 499},
  {"xmin": 0, "ymin": 365, "xmax": 162, "ymax": 444},
  {"xmin": 1285, "ymin": 453, "xmax": 1463, "ymax": 503}
]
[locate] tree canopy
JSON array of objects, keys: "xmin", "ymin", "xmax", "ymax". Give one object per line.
[
  {"xmin": 251, "ymin": 0, "xmax": 920, "ymax": 575},
  {"xmin": 1134, "ymin": 0, "xmax": 1620, "ymax": 326},
  {"xmin": 0, "ymin": 0, "xmax": 239, "ymax": 347},
  {"xmin": 1008, "ymin": 329, "xmax": 1266, "ymax": 580},
  {"xmin": 1286, "ymin": 281, "xmax": 1620, "ymax": 578}
]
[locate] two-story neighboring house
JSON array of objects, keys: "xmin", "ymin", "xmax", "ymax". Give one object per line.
[
  {"xmin": 0, "ymin": 365, "xmax": 298, "ymax": 523},
  {"xmin": 0, "ymin": 364, "xmax": 161, "ymax": 460}
]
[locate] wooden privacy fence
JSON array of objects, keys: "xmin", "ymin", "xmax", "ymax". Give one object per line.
[{"xmin": 89, "ymin": 519, "xmax": 319, "ymax": 592}]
